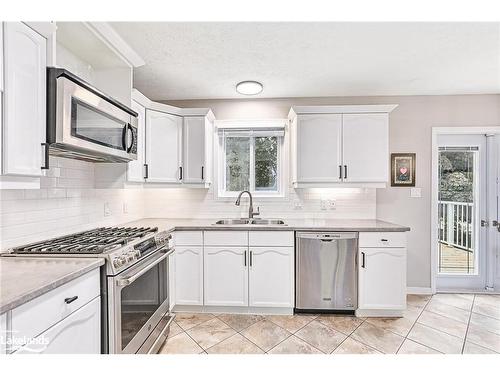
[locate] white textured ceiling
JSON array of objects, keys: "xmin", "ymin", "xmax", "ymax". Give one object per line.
[{"xmin": 111, "ymin": 22, "xmax": 500, "ymax": 100}]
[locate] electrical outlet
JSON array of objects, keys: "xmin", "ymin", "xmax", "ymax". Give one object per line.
[
  {"xmin": 410, "ymin": 188, "xmax": 422, "ymax": 198},
  {"xmin": 327, "ymin": 199, "xmax": 336, "ymax": 210},
  {"xmin": 320, "ymin": 199, "xmax": 327, "ymax": 210},
  {"xmin": 293, "ymin": 200, "xmax": 303, "ymax": 210},
  {"xmin": 123, "ymin": 202, "xmax": 129, "ymax": 214},
  {"xmin": 104, "ymin": 202, "xmax": 111, "ymax": 217}
]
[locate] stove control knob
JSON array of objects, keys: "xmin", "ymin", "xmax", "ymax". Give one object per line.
[
  {"xmin": 134, "ymin": 250, "xmax": 141, "ymax": 258},
  {"xmin": 126, "ymin": 252, "xmax": 135, "ymax": 262},
  {"xmin": 113, "ymin": 257, "xmax": 124, "ymax": 268}
]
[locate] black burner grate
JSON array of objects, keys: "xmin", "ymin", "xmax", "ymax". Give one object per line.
[{"xmin": 11, "ymin": 226, "xmax": 158, "ymax": 254}]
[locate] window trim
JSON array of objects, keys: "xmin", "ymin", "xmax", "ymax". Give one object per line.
[{"xmin": 214, "ymin": 119, "xmax": 288, "ymax": 199}]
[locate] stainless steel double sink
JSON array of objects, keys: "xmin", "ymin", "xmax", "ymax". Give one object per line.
[{"xmin": 214, "ymin": 219, "xmax": 286, "ymax": 225}]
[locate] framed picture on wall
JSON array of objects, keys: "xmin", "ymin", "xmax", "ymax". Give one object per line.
[{"xmin": 391, "ymin": 153, "xmax": 416, "ymax": 187}]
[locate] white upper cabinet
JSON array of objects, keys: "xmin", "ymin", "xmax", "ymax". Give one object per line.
[
  {"xmin": 127, "ymin": 100, "xmax": 146, "ymax": 182},
  {"xmin": 2, "ymin": 22, "xmax": 47, "ymax": 176},
  {"xmin": 183, "ymin": 116, "xmax": 209, "ymax": 184},
  {"xmin": 342, "ymin": 113, "xmax": 389, "ymax": 183},
  {"xmin": 145, "ymin": 109, "xmax": 182, "ymax": 183},
  {"xmin": 289, "ymin": 105, "xmax": 397, "ymax": 188},
  {"xmin": 295, "ymin": 114, "xmax": 342, "ymax": 183}
]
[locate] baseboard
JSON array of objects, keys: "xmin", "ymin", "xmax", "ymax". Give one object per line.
[
  {"xmin": 407, "ymin": 287, "xmax": 433, "ymax": 295},
  {"xmin": 172, "ymin": 304, "xmax": 294, "ymax": 315}
]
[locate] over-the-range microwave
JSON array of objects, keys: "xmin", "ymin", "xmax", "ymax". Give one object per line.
[{"xmin": 45, "ymin": 67, "xmax": 138, "ymax": 164}]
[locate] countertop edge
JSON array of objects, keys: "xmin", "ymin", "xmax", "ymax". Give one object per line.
[{"xmin": 0, "ymin": 258, "xmax": 104, "ymax": 314}]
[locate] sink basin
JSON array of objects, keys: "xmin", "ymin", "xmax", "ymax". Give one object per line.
[
  {"xmin": 250, "ymin": 219, "xmax": 286, "ymax": 225},
  {"xmin": 214, "ymin": 219, "xmax": 251, "ymax": 225},
  {"xmin": 213, "ymin": 219, "xmax": 286, "ymax": 225}
]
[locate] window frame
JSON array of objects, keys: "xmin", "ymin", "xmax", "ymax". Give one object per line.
[{"xmin": 215, "ymin": 120, "xmax": 287, "ymax": 199}]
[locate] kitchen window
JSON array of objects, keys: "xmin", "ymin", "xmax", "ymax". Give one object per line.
[{"xmin": 216, "ymin": 120, "xmax": 286, "ymax": 197}]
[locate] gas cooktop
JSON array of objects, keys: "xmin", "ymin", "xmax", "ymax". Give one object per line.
[{"xmin": 10, "ymin": 226, "xmax": 159, "ymax": 254}]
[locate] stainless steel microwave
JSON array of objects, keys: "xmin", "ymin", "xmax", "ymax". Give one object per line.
[{"xmin": 46, "ymin": 68, "xmax": 138, "ymax": 164}]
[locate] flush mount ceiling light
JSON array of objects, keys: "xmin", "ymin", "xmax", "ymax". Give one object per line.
[{"xmin": 236, "ymin": 81, "xmax": 263, "ymax": 95}]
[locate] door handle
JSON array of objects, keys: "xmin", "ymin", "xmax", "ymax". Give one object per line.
[
  {"xmin": 361, "ymin": 252, "xmax": 366, "ymax": 268},
  {"xmin": 201, "ymin": 166, "xmax": 204, "ymax": 180},
  {"xmin": 339, "ymin": 165, "xmax": 342, "ymax": 179},
  {"xmin": 144, "ymin": 164, "xmax": 149, "ymax": 179},
  {"xmin": 344, "ymin": 165, "xmax": 348, "ymax": 179},
  {"xmin": 243, "ymin": 251, "xmax": 247, "ymax": 267},
  {"xmin": 41, "ymin": 143, "xmax": 49, "ymax": 170},
  {"xmin": 249, "ymin": 251, "xmax": 253, "ymax": 267},
  {"xmin": 179, "ymin": 166, "xmax": 183, "ymax": 180}
]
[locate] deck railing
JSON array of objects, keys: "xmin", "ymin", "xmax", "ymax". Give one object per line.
[{"xmin": 438, "ymin": 200, "xmax": 474, "ymax": 252}]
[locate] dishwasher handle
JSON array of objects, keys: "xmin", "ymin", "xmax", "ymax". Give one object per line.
[{"xmin": 296, "ymin": 232, "xmax": 358, "ymax": 241}]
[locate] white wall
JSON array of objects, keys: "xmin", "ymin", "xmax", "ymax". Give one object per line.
[
  {"xmin": 0, "ymin": 157, "xmax": 144, "ymax": 250},
  {"xmin": 166, "ymin": 94, "xmax": 500, "ymax": 289}
]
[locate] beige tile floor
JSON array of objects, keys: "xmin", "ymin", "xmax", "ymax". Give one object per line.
[{"xmin": 159, "ymin": 293, "xmax": 500, "ymax": 354}]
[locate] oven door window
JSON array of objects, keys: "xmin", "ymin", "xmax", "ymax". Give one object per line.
[
  {"xmin": 120, "ymin": 261, "xmax": 168, "ymax": 351},
  {"xmin": 71, "ymin": 98, "xmax": 127, "ymax": 151}
]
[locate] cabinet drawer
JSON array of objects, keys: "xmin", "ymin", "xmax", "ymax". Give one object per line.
[
  {"xmin": 359, "ymin": 232, "xmax": 406, "ymax": 248},
  {"xmin": 204, "ymin": 231, "xmax": 248, "ymax": 246},
  {"xmin": 174, "ymin": 231, "xmax": 203, "ymax": 246},
  {"xmin": 249, "ymin": 231, "xmax": 294, "ymax": 247},
  {"xmin": 11, "ymin": 268, "xmax": 100, "ymax": 345},
  {"xmin": 13, "ymin": 297, "xmax": 101, "ymax": 354}
]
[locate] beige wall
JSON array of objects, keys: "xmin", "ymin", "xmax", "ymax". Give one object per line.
[{"xmin": 165, "ymin": 94, "xmax": 500, "ymax": 289}]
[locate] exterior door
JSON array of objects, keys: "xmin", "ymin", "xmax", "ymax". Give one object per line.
[{"xmin": 436, "ymin": 134, "xmax": 489, "ymax": 291}]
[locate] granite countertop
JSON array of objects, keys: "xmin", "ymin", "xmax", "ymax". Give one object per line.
[
  {"xmin": 0, "ymin": 257, "xmax": 104, "ymax": 314},
  {"xmin": 122, "ymin": 218, "xmax": 410, "ymax": 233}
]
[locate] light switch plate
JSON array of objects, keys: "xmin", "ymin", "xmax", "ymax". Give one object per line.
[
  {"xmin": 410, "ymin": 188, "xmax": 422, "ymax": 198},
  {"xmin": 104, "ymin": 202, "xmax": 111, "ymax": 217}
]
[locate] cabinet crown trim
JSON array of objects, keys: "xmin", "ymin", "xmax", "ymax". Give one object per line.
[{"xmin": 288, "ymin": 104, "xmax": 398, "ymax": 117}]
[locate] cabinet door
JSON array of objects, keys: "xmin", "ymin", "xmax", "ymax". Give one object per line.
[
  {"xmin": 174, "ymin": 246, "xmax": 203, "ymax": 305},
  {"xmin": 0, "ymin": 312, "xmax": 6, "ymax": 354},
  {"xmin": 14, "ymin": 297, "xmax": 101, "ymax": 354},
  {"xmin": 204, "ymin": 247, "xmax": 248, "ymax": 306},
  {"xmin": 358, "ymin": 247, "xmax": 406, "ymax": 310},
  {"xmin": 127, "ymin": 100, "xmax": 146, "ymax": 182},
  {"xmin": 145, "ymin": 109, "xmax": 182, "ymax": 183},
  {"xmin": 182, "ymin": 116, "xmax": 206, "ymax": 184},
  {"xmin": 3, "ymin": 22, "xmax": 46, "ymax": 176},
  {"xmin": 249, "ymin": 247, "xmax": 294, "ymax": 308},
  {"xmin": 296, "ymin": 114, "xmax": 342, "ymax": 183},
  {"xmin": 342, "ymin": 113, "xmax": 389, "ymax": 183}
]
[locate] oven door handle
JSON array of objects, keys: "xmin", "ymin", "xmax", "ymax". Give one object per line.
[{"xmin": 116, "ymin": 249, "xmax": 175, "ymax": 287}]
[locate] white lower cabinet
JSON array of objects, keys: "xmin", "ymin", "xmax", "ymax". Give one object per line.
[
  {"xmin": 204, "ymin": 247, "xmax": 248, "ymax": 307},
  {"xmin": 358, "ymin": 246, "xmax": 407, "ymax": 313},
  {"xmin": 14, "ymin": 297, "xmax": 100, "ymax": 354},
  {"xmin": 249, "ymin": 247, "xmax": 294, "ymax": 308},
  {"xmin": 0, "ymin": 313, "xmax": 6, "ymax": 354},
  {"xmin": 174, "ymin": 246, "xmax": 204, "ymax": 305}
]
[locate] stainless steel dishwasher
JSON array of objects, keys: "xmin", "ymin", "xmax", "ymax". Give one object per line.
[{"xmin": 295, "ymin": 232, "xmax": 358, "ymax": 312}]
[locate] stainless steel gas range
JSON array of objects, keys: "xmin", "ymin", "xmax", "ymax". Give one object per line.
[{"xmin": 6, "ymin": 226, "xmax": 174, "ymax": 354}]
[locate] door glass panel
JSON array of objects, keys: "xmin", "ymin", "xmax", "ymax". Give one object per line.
[
  {"xmin": 120, "ymin": 261, "xmax": 167, "ymax": 350},
  {"xmin": 71, "ymin": 98, "xmax": 127, "ymax": 150},
  {"xmin": 438, "ymin": 149, "xmax": 477, "ymax": 274}
]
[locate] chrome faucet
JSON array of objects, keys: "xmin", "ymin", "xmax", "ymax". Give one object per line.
[{"xmin": 235, "ymin": 190, "xmax": 260, "ymax": 219}]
